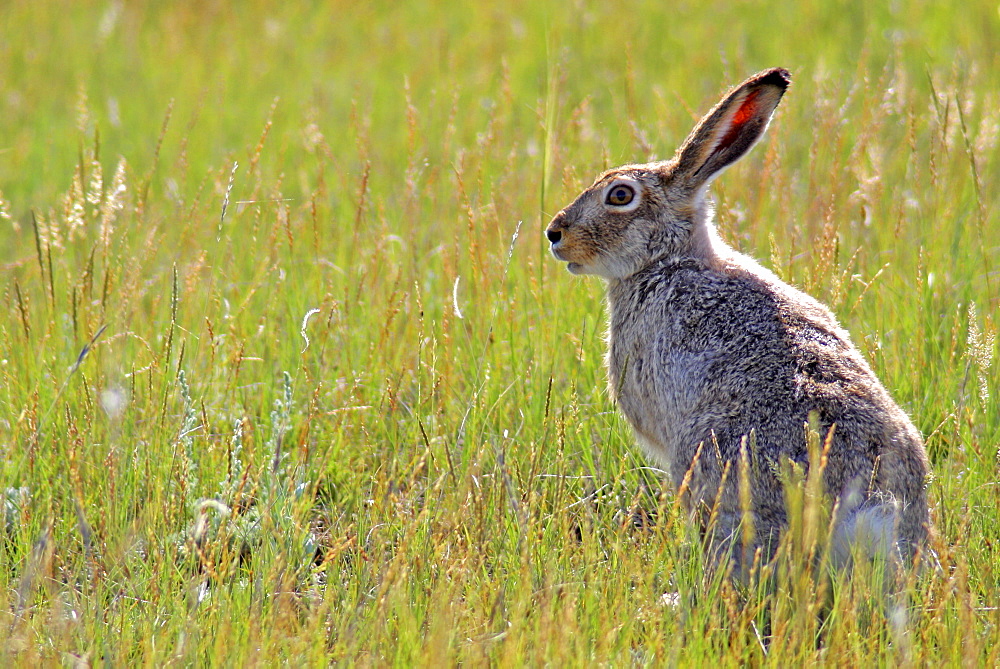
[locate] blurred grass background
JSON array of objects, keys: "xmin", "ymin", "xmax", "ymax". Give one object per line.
[{"xmin": 1, "ymin": 0, "xmax": 998, "ymax": 664}]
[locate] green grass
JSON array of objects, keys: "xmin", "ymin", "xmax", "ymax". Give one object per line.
[{"xmin": 1, "ymin": 0, "xmax": 998, "ymax": 664}]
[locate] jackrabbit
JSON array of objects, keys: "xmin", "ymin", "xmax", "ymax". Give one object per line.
[{"xmin": 546, "ymin": 68, "xmax": 930, "ymax": 577}]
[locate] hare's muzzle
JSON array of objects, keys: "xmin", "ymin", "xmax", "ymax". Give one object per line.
[
  {"xmin": 546, "ymin": 212, "xmax": 568, "ymax": 247},
  {"xmin": 545, "ymin": 220, "xmax": 566, "ymax": 262},
  {"xmin": 547, "ymin": 211, "xmax": 581, "ymax": 270}
]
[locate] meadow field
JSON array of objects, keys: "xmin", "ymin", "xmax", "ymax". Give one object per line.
[{"xmin": 1, "ymin": 0, "xmax": 998, "ymax": 664}]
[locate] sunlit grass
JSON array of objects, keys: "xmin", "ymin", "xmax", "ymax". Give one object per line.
[{"xmin": 1, "ymin": 0, "xmax": 998, "ymax": 664}]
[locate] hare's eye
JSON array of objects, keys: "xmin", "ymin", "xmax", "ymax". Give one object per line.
[{"xmin": 606, "ymin": 185, "xmax": 635, "ymax": 206}]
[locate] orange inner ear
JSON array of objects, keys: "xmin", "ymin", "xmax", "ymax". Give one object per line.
[{"xmin": 718, "ymin": 89, "xmax": 760, "ymax": 150}]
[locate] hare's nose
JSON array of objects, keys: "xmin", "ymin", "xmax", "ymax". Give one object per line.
[{"xmin": 546, "ymin": 228, "xmax": 562, "ymax": 244}]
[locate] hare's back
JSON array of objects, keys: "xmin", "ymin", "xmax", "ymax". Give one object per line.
[{"xmin": 609, "ymin": 260, "xmax": 916, "ymax": 470}]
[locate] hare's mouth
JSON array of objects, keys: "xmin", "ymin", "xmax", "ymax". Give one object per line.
[{"xmin": 549, "ymin": 244, "xmax": 587, "ymax": 274}]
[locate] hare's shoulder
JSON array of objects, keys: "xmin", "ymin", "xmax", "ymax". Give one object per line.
[
  {"xmin": 611, "ymin": 257, "xmax": 791, "ymax": 344},
  {"xmin": 610, "ymin": 255, "xmax": 868, "ymax": 392}
]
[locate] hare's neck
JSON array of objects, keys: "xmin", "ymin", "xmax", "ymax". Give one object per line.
[
  {"xmin": 646, "ymin": 194, "xmax": 733, "ymax": 270},
  {"xmin": 687, "ymin": 222, "xmax": 729, "ymax": 265},
  {"xmin": 639, "ymin": 220, "xmax": 731, "ymax": 273},
  {"xmin": 686, "ymin": 196, "xmax": 733, "ymax": 267}
]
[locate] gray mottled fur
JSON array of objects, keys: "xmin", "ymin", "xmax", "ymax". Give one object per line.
[{"xmin": 546, "ymin": 68, "xmax": 930, "ymax": 576}]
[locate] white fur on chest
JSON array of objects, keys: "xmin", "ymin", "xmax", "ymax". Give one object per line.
[{"xmin": 608, "ymin": 329, "xmax": 722, "ymax": 475}]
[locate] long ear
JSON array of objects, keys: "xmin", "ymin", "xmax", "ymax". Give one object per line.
[{"xmin": 673, "ymin": 68, "xmax": 790, "ymax": 189}]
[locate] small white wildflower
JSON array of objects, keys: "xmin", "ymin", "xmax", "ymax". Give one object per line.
[{"xmin": 659, "ymin": 592, "xmax": 681, "ymax": 608}]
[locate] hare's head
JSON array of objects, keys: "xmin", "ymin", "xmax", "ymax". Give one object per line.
[{"xmin": 546, "ymin": 68, "xmax": 790, "ymax": 279}]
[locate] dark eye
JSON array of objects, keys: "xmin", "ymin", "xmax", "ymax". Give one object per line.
[{"xmin": 606, "ymin": 184, "xmax": 635, "ymax": 206}]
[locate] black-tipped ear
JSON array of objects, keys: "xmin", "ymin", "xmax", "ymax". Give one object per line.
[{"xmin": 674, "ymin": 68, "xmax": 790, "ymax": 188}]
